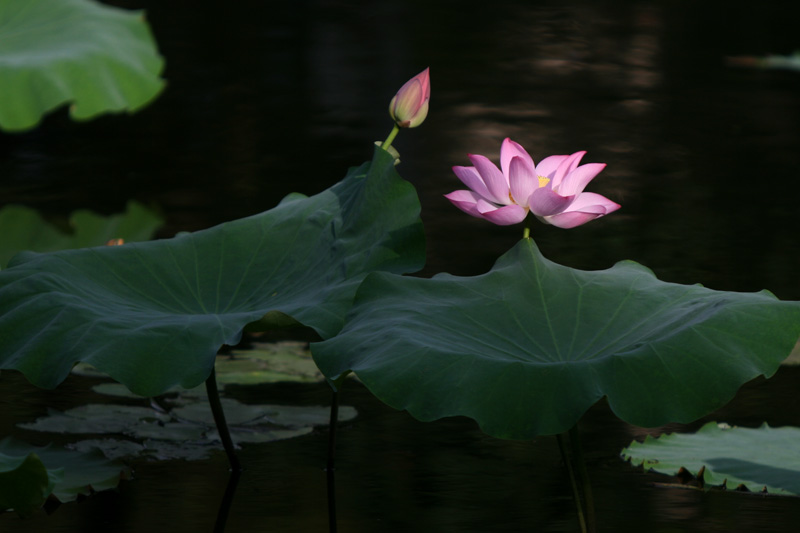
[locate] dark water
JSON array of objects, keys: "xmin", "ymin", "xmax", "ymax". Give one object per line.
[
  {"xmin": 2, "ymin": 0, "xmax": 800, "ymax": 531},
  {"xmin": 2, "ymin": 368, "xmax": 800, "ymax": 532}
]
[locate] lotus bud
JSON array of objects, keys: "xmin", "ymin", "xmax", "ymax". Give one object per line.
[{"xmin": 389, "ymin": 68, "xmax": 430, "ymax": 128}]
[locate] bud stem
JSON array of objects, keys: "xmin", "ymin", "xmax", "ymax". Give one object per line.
[
  {"xmin": 523, "ymin": 226, "xmax": 530, "ymax": 239},
  {"xmin": 381, "ymin": 124, "xmax": 400, "ymax": 152}
]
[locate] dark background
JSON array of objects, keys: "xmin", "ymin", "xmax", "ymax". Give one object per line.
[{"xmin": 1, "ymin": 0, "xmax": 798, "ymax": 296}]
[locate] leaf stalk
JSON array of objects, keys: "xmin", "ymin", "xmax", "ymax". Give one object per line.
[{"xmin": 205, "ymin": 367, "xmax": 241, "ymax": 472}]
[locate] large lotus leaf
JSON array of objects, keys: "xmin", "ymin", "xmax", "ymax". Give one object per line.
[
  {"xmin": 0, "ymin": 201, "xmax": 164, "ymax": 268},
  {"xmin": 312, "ymin": 238, "xmax": 800, "ymax": 439},
  {"xmin": 0, "ymin": 0, "xmax": 165, "ymax": 131},
  {"xmin": 0, "ymin": 147, "xmax": 424, "ymax": 395},
  {"xmin": 621, "ymin": 422, "xmax": 800, "ymax": 495},
  {"xmin": 0, "ymin": 438, "xmax": 129, "ymax": 515}
]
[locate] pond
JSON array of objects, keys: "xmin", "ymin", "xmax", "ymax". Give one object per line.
[
  {"xmin": 2, "ymin": 365, "xmax": 800, "ymax": 532},
  {"xmin": 1, "ymin": 0, "xmax": 800, "ymax": 531}
]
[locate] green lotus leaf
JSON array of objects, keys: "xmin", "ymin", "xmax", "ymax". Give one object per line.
[
  {"xmin": 0, "ymin": 438, "xmax": 129, "ymax": 515},
  {"xmin": 0, "ymin": 0, "xmax": 165, "ymax": 131},
  {"xmin": 0, "ymin": 450, "xmax": 53, "ymax": 517},
  {"xmin": 0, "ymin": 146, "xmax": 424, "ymax": 396},
  {"xmin": 0, "ymin": 201, "xmax": 164, "ymax": 268},
  {"xmin": 312, "ymin": 238, "xmax": 800, "ymax": 439},
  {"xmin": 621, "ymin": 421, "xmax": 800, "ymax": 495}
]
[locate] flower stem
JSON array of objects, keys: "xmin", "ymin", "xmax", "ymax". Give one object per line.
[
  {"xmin": 556, "ymin": 431, "xmax": 587, "ymax": 533},
  {"xmin": 523, "ymin": 226, "xmax": 530, "ymax": 239},
  {"xmin": 381, "ymin": 124, "xmax": 400, "ymax": 151}
]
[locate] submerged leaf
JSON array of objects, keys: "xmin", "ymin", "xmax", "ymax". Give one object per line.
[
  {"xmin": 621, "ymin": 422, "xmax": 800, "ymax": 495},
  {"xmin": 0, "ymin": 147, "xmax": 424, "ymax": 396},
  {"xmin": 0, "ymin": 0, "xmax": 165, "ymax": 131},
  {"xmin": 313, "ymin": 238, "xmax": 800, "ymax": 438}
]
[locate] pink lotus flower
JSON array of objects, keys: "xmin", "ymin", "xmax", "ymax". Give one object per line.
[
  {"xmin": 389, "ymin": 68, "xmax": 430, "ymax": 128},
  {"xmin": 445, "ymin": 138, "xmax": 620, "ymax": 228}
]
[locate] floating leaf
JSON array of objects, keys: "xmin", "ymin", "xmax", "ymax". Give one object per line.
[
  {"xmin": 19, "ymin": 405, "xmax": 172, "ymax": 434},
  {"xmin": 170, "ymin": 399, "xmax": 271, "ymax": 427},
  {"xmin": 0, "ymin": 0, "xmax": 165, "ymax": 131},
  {"xmin": 19, "ymin": 389, "xmax": 355, "ymax": 460},
  {"xmin": 313, "ymin": 238, "xmax": 800, "ymax": 439},
  {"xmin": 621, "ymin": 422, "xmax": 800, "ymax": 495},
  {"xmin": 66, "ymin": 439, "xmax": 146, "ymax": 461},
  {"xmin": 209, "ymin": 427, "xmax": 314, "ymax": 446},
  {"xmin": 0, "ymin": 147, "xmax": 424, "ymax": 396},
  {"xmin": 171, "ymin": 400, "xmax": 356, "ymax": 428},
  {"xmin": 0, "ymin": 201, "xmax": 164, "ymax": 268},
  {"xmin": 67, "ymin": 438, "xmax": 209, "ymax": 462},
  {"xmin": 79, "ymin": 429, "xmax": 314, "ymax": 461},
  {"xmin": 0, "ymin": 438, "xmax": 129, "ymax": 515},
  {"xmin": 215, "ymin": 342, "xmax": 324, "ymax": 385}
]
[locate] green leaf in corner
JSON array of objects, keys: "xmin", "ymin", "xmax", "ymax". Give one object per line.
[
  {"xmin": 0, "ymin": 450, "xmax": 54, "ymax": 517},
  {"xmin": 0, "ymin": 438, "xmax": 129, "ymax": 516},
  {"xmin": 621, "ymin": 422, "xmax": 800, "ymax": 495},
  {"xmin": 0, "ymin": 0, "xmax": 165, "ymax": 131}
]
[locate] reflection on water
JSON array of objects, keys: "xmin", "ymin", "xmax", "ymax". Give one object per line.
[
  {"xmin": 2, "ymin": 369, "xmax": 800, "ymax": 532},
  {"xmin": 1, "ymin": 0, "xmax": 800, "ymax": 531}
]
